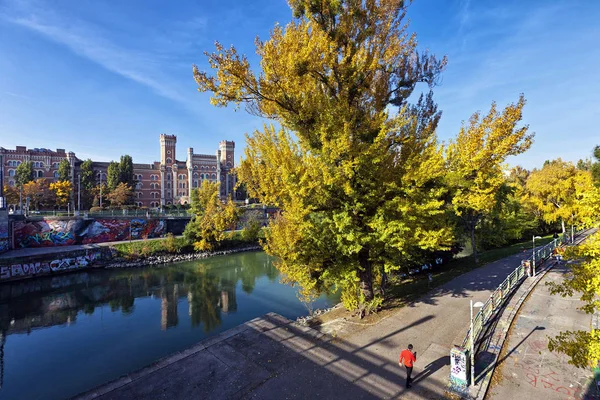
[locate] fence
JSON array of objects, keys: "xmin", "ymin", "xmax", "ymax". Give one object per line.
[
  {"xmin": 22, "ymin": 209, "xmax": 192, "ymax": 218},
  {"xmin": 461, "ymin": 232, "xmax": 576, "ymax": 351}
]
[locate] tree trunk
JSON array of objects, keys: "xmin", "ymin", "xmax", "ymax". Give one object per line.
[
  {"xmin": 358, "ymin": 249, "xmax": 374, "ymax": 303},
  {"xmin": 470, "ymin": 223, "xmax": 479, "ymax": 263},
  {"xmin": 379, "ymin": 265, "xmax": 387, "ymax": 297},
  {"xmin": 561, "ymin": 219, "xmax": 566, "ymax": 234}
]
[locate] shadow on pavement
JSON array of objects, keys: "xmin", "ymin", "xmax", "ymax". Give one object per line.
[{"xmin": 407, "ymin": 252, "xmax": 531, "ymax": 307}]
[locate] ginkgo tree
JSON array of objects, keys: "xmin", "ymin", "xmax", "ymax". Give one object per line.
[
  {"xmin": 446, "ymin": 95, "xmax": 533, "ymax": 261},
  {"xmin": 194, "ymin": 0, "xmax": 454, "ymax": 309},
  {"xmin": 524, "ymin": 159, "xmax": 594, "ymax": 233},
  {"xmin": 184, "ymin": 181, "xmax": 239, "ymax": 251}
]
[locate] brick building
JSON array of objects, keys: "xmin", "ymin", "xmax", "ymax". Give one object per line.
[{"xmin": 0, "ymin": 134, "xmax": 236, "ymax": 209}]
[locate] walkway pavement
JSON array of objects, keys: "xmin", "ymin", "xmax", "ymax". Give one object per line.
[
  {"xmin": 75, "ymin": 241, "xmax": 560, "ymax": 399},
  {"xmin": 487, "ymin": 262, "xmax": 598, "ymax": 400}
]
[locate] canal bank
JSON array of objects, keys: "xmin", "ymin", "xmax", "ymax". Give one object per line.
[
  {"xmin": 0, "ymin": 236, "xmax": 261, "ymax": 283},
  {"xmin": 0, "ymin": 251, "xmax": 339, "ymax": 400}
]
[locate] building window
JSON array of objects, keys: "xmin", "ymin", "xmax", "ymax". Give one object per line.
[
  {"xmin": 166, "ymin": 158, "xmax": 172, "ymax": 164},
  {"xmin": 37, "ymin": 170, "xmax": 44, "ymax": 178},
  {"xmin": 167, "ymin": 182, "xmax": 171, "ymax": 189},
  {"xmin": 136, "ymin": 182, "xmax": 143, "ymax": 189},
  {"xmin": 17, "ymin": 161, "xmax": 21, "ymax": 166},
  {"xmin": 193, "ymin": 172, "xmax": 198, "ymax": 178},
  {"xmin": 151, "ymin": 175, "xmax": 158, "ymax": 181},
  {"xmin": 8, "ymin": 169, "xmax": 15, "ymax": 177},
  {"xmin": 8, "ymin": 180, "xmax": 14, "ymax": 186},
  {"xmin": 136, "ymin": 192, "xmax": 142, "ymax": 199},
  {"xmin": 52, "ymin": 162, "xmax": 59, "ymax": 168},
  {"xmin": 166, "ymin": 174, "xmax": 171, "ymax": 181},
  {"xmin": 193, "ymin": 180, "xmax": 198, "ymax": 188},
  {"xmin": 193, "ymin": 165, "xmax": 198, "ymax": 170},
  {"xmin": 211, "ymin": 173, "xmax": 216, "ymax": 179},
  {"xmin": 167, "ymin": 151, "xmax": 171, "ymax": 155},
  {"xmin": 54, "ymin": 171, "xmax": 60, "ymax": 178}
]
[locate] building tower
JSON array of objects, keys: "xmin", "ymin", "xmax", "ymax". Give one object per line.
[
  {"xmin": 218, "ymin": 141, "xmax": 235, "ymax": 198},
  {"xmin": 159, "ymin": 134, "xmax": 177, "ymax": 206}
]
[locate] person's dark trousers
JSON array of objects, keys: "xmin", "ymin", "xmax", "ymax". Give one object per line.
[{"xmin": 405, "ymin": 366, "xmax": 413, "ymax": 388}]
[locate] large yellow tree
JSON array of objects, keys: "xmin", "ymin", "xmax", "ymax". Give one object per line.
[
  {"xmin": 524, "ymin": 159, "xmax": 593, "ymax": 233},
  {"xmin": 194, "ymin": 0, "xmax": 453, "ymax": 307},
  {"xmin": 446, "ymin": 96, "xmax": 533, "ymax": 261}
]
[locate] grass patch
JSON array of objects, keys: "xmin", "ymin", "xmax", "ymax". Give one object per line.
[
  {"xmin": 112, "ymin": 231, "xmax": 264, "ymax": 260},
  {"xmin": 112, "ymin": 235, "xmax": 192, "ymax": 259},
  {"xmin": 384, "ymin": 234, "xmax": 556, "ymax": 309}
]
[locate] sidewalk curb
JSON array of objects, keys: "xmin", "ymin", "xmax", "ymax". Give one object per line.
[{"xmin": 469, "ymin": 260, "xmax": 558, "ymax": 400}]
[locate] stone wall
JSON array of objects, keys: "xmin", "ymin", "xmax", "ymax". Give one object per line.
[{"xmin": 0, "ymin": 247, "xmax": 114, "ymax": 283}]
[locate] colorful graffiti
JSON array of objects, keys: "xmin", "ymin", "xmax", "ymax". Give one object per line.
[
  {"xmin": 14, "ymin": 219, "xmax": 79, "ymax": 248},
  {"xmin": 13, "ymin": 218, "xmax": 166, "ymax": 248},
  {"xmin": 0, "ymin": 251, "xmax": 103, "ymax": 281},
  {"xmin": 0, "ymin": 226, "xmax": 8, "ymax": 253}
]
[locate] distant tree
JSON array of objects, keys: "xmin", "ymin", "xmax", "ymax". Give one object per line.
[
  {"xmin": 107, "ymin": 161, "xmax": 120, "ymax": 191},
  {"xmin": 591, "ymin": 145, "xmax": 600, "ymax": 186},
  {"xmin": 106, "ymin": 182, "xmax": 133, "ymax": 208},
  {"xmin": 184, "ymin": 181, "xmax": 239, "ymax": 251},
  {"xmin": 15, "ymin": 161, "xmax": 34, "ymax": 186},
  {"xmin": 79, "ymin": 159, "xmax": 95, "ymax": 209},
  {"xmin": 524, "ymin": 159, "xmax": 580, "ymax": 233},
  {"xmin": 446, "ymin": 95, "xmax": 533, "ymax": 261},
  {"xmin": 119, "ymin": 155, "xmax": 135, "ymax": 188},
  {"xmin": 3, "ymin": 185, "xmax": 19, "ymax": 206},
  {"xmin": 57, "ymin": 159, "xmax": 71, "ymax": 182},
  {"xmin": 576, "ymin": 158, "xmax": 592, "ymax": 171},
  {"xmin": 50, "ymin": 180, "xmax": 73, "ymax": 209},
  {"xmin": 23, "ymin": 179, "xmax": 55, "ymax": 210}
]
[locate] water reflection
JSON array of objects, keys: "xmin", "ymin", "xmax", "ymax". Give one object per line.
[{"xmin": 0, "ymin": 251, "xmax": 338, "ymax": 400}]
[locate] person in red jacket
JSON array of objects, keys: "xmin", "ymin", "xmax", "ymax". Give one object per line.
[{"xmin": 399, "ymin": 344, "xmax": 417, "ymax": 388}]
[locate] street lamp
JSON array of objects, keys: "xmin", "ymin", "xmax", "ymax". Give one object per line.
[
  {"xmin": 470, "ymin": 300, "xmax": 484, "ymax": 386},
  {"xmin": 77, "ymin": 173, "xmax": 81, "ymax": 213},
  {"xmin": 532, "ymin": 235, "xmax": 542, "ymax": 277}
]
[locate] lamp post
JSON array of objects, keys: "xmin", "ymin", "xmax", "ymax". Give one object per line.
[
  {"xmin": 532, "ymin": 235, "xmax": 542, "ymax": 277},
  {"xmin": 470, "ymin": 300, "xmax": 484, "ymax": 386},
  {"xmin": 99, "ymin": 173, "xmax": 103, "ymax": 208},
  {"xmin": 77, "ymin": 173, "xmax": 81, "ymax": 213}
]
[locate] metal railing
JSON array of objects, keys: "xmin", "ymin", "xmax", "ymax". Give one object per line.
[
  {"xmin": 462, "ymin": 232, "xmax": 577, "ymax": 350},
  {"xmin": 22, "ymin": 209, "xmax": 192, "ymax": 218}
]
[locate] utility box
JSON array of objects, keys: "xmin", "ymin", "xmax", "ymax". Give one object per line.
[{"xmin": 450, "ymin": 345, "xmax": 470, "ymax": 388}]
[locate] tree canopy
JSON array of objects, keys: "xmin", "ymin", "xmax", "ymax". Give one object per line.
[
  {"xmin": 446, "ymin": 95, "xmax": 533, "ymax": 260},
  {"xmin": 184, "ymin": 181, "xmax": 239, "ymax": 251},
  {"xmin": 195, "ymin": 0, "xmax": 452, "ymax": 307},
  {"xmin": 57, "ymin": 159, "xmax": 71, "ymax": 182},
  {"xmin": 15, "ymin": 161, "xmax": 34, "ymax": 186}
]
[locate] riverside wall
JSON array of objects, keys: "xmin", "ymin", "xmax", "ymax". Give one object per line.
[
  {"xmin": 8, "ymin": 215, "xmax": 191, "ymax": 250},
  {"xmin": 0, "ymin": 244, "xmax": 261, "ymax": 284}
]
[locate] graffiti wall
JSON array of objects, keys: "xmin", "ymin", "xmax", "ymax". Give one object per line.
[
  {"xmin": 13, "ymin": 218, "xmax": 166, "ymax": 248},
  {"xmin": 0, "ymin": 251, "xmax": 104, "ymax": 282},
  {"xmin": 0, "ymin": 209, "xmax": 9, "ymax": 253}
]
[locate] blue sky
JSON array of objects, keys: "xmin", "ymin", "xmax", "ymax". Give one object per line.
[{"xmin": 0, "ymin": 0, "xmax": 598, "ymax": 169}]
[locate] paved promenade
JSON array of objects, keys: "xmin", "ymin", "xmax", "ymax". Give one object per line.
[
  {"xmin": 487, "ymin": 263, "xmax": 598, "ymax": 400},
  {"xmin": 76, "ymin": 245, "xmax": 548, "ymax": 399}
]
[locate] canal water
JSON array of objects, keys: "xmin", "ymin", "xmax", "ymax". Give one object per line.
[{"xmin": 0, "ymin": 251, "xmax": 338, "ymax": 400}]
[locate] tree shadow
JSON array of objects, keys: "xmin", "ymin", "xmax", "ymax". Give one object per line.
[{"xmin": 412, "ymin": 355, "xmax": 450, "ymax": 384}]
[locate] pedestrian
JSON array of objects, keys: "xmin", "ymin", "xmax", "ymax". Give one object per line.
[{"xmin": 399, "ymin": 344, "xmax": 417, "ymax": 388}]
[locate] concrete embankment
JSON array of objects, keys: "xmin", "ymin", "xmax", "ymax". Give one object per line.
[{"xmin": 0, "ymin": 243, "xmax": 261, "ymax": 283}]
